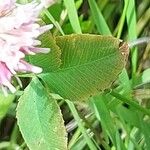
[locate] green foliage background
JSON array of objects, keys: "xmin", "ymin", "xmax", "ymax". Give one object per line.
[{"xmin": 0, "ymin": 0, "xmax": 150, "ymax": 150}]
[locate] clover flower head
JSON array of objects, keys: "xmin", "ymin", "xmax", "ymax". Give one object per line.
[{"xmin": 0, "ymin": 0, "xmax": 53, "ymax": 94}]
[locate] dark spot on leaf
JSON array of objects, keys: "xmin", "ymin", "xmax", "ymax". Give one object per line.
[{"xmin": 123, "ymin": 103, "xmax": 130, "ymax": 108}]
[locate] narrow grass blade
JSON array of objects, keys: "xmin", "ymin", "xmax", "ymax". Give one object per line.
[
  {"xmin": 110, "ymin": 91, "xmax": 150, "ymax": 116},
  {"xmin": 117, "ymin": 0, "xmax": 129, "ymax": 38},
  {"xmin": 42, "ymin": 9, "xmax": 65, "ymax": 35},
  {"xmin": 93, "ymin": 95, "xmax": 116, "ymax": 146},
  {"xmin": 66, "ymin": 100, "xmax": 97, "ymax": 150},
  {"xmin": 126, "ymin": 0, "xmax": 137, "ymax": 77},
  {"xmin": 63, "ymin": 0, "xmax": 82, "ymax": 33},
  {"xmin": 137, "ymin": 7, "xmax": 150, "ymax": 36},
  {"xmin": 88, "ymin": 0, "xmax": 111, "ymax": 35}
]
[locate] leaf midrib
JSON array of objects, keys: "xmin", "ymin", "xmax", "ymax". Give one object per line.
[
  {"xmin": 27, "ymin": 83, "xmax": 50, "ymax": 149},
  {"xmin": 57, "ymin": 52, "xmax": 121, "ymax": 72}
]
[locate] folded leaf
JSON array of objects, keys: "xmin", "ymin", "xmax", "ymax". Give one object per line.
[
  {"xmin": 30, "ymin": 32, "xmax": 61, "ymax": 72},
  {"xmin": 40, "ymin": 34, "xmax": 129, "ymax": 101}
]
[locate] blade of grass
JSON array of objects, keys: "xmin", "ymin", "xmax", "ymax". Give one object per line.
[
  {"xmin": 128, "ymin": 128, "xmax": 142, "ymax": 150},
  {"xmin": 42, "ymin": 9, "xmax": 65, "ymax": 35},
  {"xmin": 126, "ymin": 0, "xmax": 137, "ymax": 79},
  {"xmin": 92, "ymin": 95, "xmax": 116, "ymax": 145},
  {"xmin": 103, "ymin": 3, "xmax": 116, "ymax": 21},
  {"xmin": 68, "ymin": 128, "xmax": 81, "ymax": 149},
  {"xmin": 138, "ymin": 115, "xmax": 150, "ymax": 150},
  {"xmin": 88, "ymin": 0, "xmax": 111, "ymax": 35},
  {"xmin": 66, "ymin": 100, "xmax": 97, "ymax": 150},
  {"xmin": 117, "ymin": 0, "xmax": 129, "ymax": 39},
  {"xmin": 70, "ymin": 135, "xmax": 87, "ymax": 150},
  {"xmin": 137, "ymin": 0, "xmax": 150, "ymax": 18},
  {"xmin": 137, "ymin": 7, "xmax": 150, "ymax": 36},
  {"xmin": 115, "ymin": 106, "xmax": 142, "ymax": 150},
  {"xmin": 63, "ymin": 0, "xmax": 82, "ymax": 34},
  {"xmin": 110, "ymin": 90, "xmax": 150, "ymax": 116},
  {"xmin": 92, "ymin": 95, "xmax": 126, "ymax": 150}
]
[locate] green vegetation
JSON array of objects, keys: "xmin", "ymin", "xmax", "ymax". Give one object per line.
[{"xmin": 0, "ymin": 0, "xmax": 150, "ymax": 150}]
